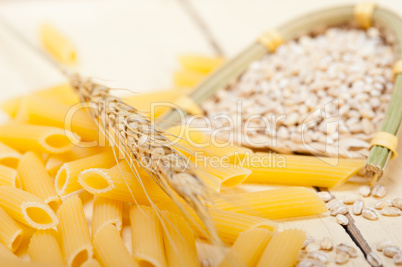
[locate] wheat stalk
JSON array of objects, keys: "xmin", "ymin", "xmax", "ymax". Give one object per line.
[{"xmin": 68, "ymin": 73, "xmax": 221, "ymax": 245}]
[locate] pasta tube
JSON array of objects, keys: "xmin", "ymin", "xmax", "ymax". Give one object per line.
[
  {"xmin": 93, "ymin": 224, "xmax": 138, "ymax": 267},
  {"xmin": 18, "ymin": 152, "xmax": 61, "ymax": 211},
  {"xmin": 34, "ymin": 83, "xmax": 79, "ymax": 105},
  {"xmin": 124, "ymin": 89, "xmax": 191, "ymax": 118},
  {"xmin": 0, "ymin": 242, "xmax": 18, "ymax": 259},
  {"xmin": 158, "ymin": 202, "xmax": 277, "ymax": 244},
  {"xmin": 23, "ymin": 96, "xmax": 98, "ymax": 141},
  {"xmin": 0, "ymin": 141, "xmax": 21, "ymax": 168},
  {"xmin": 162, "ymin": 210, "xmax": 198, "ymax": 267},
  {"xmin": 28, "ymin": 229, "xmax": 65, "ymax": 266},
  {"xmin": 173, "ymin": 69, "xmax": 205, "ymax": 87},
  {"xmin": 240, "ymin": 153, "xmax": 365, "ymax": 188},
  {"xmin": 218, "ymin": 228, "xmax": 272, "ymax": 267},
  {"xmin": 213, "ymin": 187, "xmax": 327, "ymax": 219},
  {"xmin": 129, "ymin": 205, "xmax": 166, "ymax": 267},
  {"xmin": 0, "ymin": 165, "xmax": 20, "ymax": 188},
  {"xmin": 78, "ymin": 161, "xmax": 170, "ymax": 204},
  {"xmin": 0, "ymin": 207, "xmax": 23, "ymax": 252},
  {"xmin": 40, "ymin": 23, "xmax": 77, "ymax": 66},
  {"xmin": 92, "ymin": 196, "xmax": 123, "ymax": 237},
  {"xmin": 0, "ymin": 124, "xmax": 78, "ymax": 154},
  {"xmin": 257, "ymin": 229, "xmax": 306, "ymax": 267},
  {"xmin": 167, "ymin": 126, "xmax": 251, "ymax": 186},
  {"xmin": 55, "ymin": 151, "xmax": 117, "ymax": 196},
  {"xmin": 57, "ymin": 195, "xmax": 93, "ymax": 267},
  {"xmin": 178, "ymin": 54, "xmax": 224, "ymax": 73},
  {"xmin": 0, "ymin": 97, "xmax": 22, "ymax": 118},
  {"xmin": 46, "ymin": 145, "xmax": 106, "ymax": 176},
  {"xmin": 81, "ymin": 259, "xmax": 101, "ymax": 267},
  {"xmin": 0, "ymin": 258, "xmax": 62, "ymax": 267},
  {"xmin": 0, "ymin": 186, "xmax": 58, "ymax": 229}
]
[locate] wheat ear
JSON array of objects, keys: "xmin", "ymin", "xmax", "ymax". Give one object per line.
[{"xmin": 69, "ymin": 73, "xmax": 221, "ymax": 245}]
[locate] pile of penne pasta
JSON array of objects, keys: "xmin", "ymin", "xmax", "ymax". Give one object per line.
[{"xmin": 0, "ymin": 81, "xmax": 367, "ymax": 267}]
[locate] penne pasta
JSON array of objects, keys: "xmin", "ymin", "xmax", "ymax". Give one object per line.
[
  {"xmin": 78, "ymin": 161, "xmax": 170, "ymax": 204},
  {"xmin": 92, "ymin": 196, "xmax": 123, "ymax": 237},
  {"xmin": 0, "ymin": 165, "xmax": 20, "ymax": 188},
  {"xmin": 239, "ymin": 153, "xmax": 365, "ymax": 188},
  {"xmin": 0, "ymin": 242, "xmax": 18, "ymax": 259},
  {"xmin": 167, "ymin": 126, "xmax": 251, "ymax": 186},
  {"xmin": 213, "ymin": 187, "xmax": 327, "ymax": 219},
  {"xmin": 55, "ymin": 151, "xmax": 117, "ymax": 196},
  {"xmin": 57, "ymin": 195, "xmax": 93, "ymax": 267},
  {"xmin": 34, "ymin": 83, "xmax": 79, "ymax": 105},
  {"xmin": 18, "ymin": 152, "xmax": 61, "ymax": 211},
  {"xmin": 81, "ymin": 259, "xmax": 101, "ymax": 267},
  {"xmin": 0, "ymin": 141, "xmax": 21, "ymax": 169},
  {"xmin": 129, "ymin": 205, "xmax": 167, "ymax": 267},
  {"xmin": 173, "ymin": 69, "xmax": 205, "ymax": 88},
  {"xmin": 218, "ymin": 228, "xmax": 272, "ymax": 267},
  {"xmin": 0, "ymin": 258, "xmax": 62, "ymax": 267},
  {"xmin": 158, "ymin": 202, "xmax": 277, "ymax": 244},
  {"xmin": 46, "ymin": 145, "xmax": 107, "ymax": 176},
  {"xmin": 0, "ymin": 207, "xmax": 23, "ymax": 252},
  {"xmin": 0, "ymin": 124, "xmax": 78, "ymax": 154},
  {"xmin": 28, "ymin": 229, "xmax": 65, "ymax": 266},
  {"xmin": 0, "ymin": 97, "xmax": 22, "ymax": 118},
  {"xmin": 124, "ymin": 89, "xmax": 191, "ymax": 118},
  {"xmin": 178, "ymin": 54, "xmax": 224, "ymax": 73},
  {"xmin": 0, "ymin": 186, "xmax": 58, "ymax": 229},
  {"xmin": 22, "ymin": 96, "xmax": 98, "ymax": 141},
  {"xmin": 93, "ymin": 224, "xmax": 138, "ymax": 267},
  {"xmin": 162, "ymin": 210, "xmax": 198, "ymax": 267},
  {"xmin": 257, "ymin": 229, "xmax": 306, "ymax": 267},
  {"xmin": 40, "ymin": 23, "xmax": 77, "ymax": 66}
]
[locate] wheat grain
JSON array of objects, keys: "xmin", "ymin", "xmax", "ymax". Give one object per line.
[{"xmin": 69, "ymin": 73, "xmax": 220, "ymax": 245}]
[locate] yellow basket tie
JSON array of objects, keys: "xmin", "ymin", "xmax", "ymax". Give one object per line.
[
  {"xmin": 370, "ymin": 131, "xmax": 398, "ymax": 159},
  {"xmin": 258, "ymin": 30, "xmax": 283, "ymax": 52},
  {"xmin": 354, "ymin": 2, "xmax": 377, "ymax": 29},
  {"xmin": 174, "ymin": 95, "xmax": 203, "ymax": 115},
  {"xmin": 393, "ymin": 60, "xmax": 402, "ymax": 78}
]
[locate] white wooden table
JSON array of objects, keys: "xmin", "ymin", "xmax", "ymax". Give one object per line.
[{"xmin": 0, "ymin": 0, "xmax": 401, "ymax": 266}]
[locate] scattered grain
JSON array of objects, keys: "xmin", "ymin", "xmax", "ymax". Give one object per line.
[
  {"xmin": 362, "ymin": 207, "xmax": 378, "ymax": 220},
  {"xmin": 296, "ymin": 259, "xmax": 325, "ymax": 267},
  {"xmin": 336, "ymin": 214, "xmax": 349, "ymax": 225},
  {"xmin": 336, "ymin": 243, "xmax": 358, "ymax": 258},
  {"xmin": 352, "ymin": 199, "xmax": 364, "ymax": 215},
  {"xmin": 376, "ymin": 239, "xmax": 392, "ymax": 251},
  {"xmin": 317, "ymin": 191, "xmax": 332, "ymax": 202},
  {"xmin": 305, "ymin": 243, "xmax": 321, "ymax": 253},
  {"xmin": 372, "ymin": 185, "xmax": 386, "ymax": 198},
  {"xmin": 335, "ymin": 252, "xmax": 349, "ymax": 265},
  {"xmin": 381, "ymin": 207, "xmax": 401, "ymax": 216},
  {"xmin": 302, "ymin": 236, "xmax": 315, "ymax": 249},
  {"xmin": 374, "ymin": 199, "xmax": 392, "ymax": 210},
  {"xmin": 359, "ymin": 186, "xmax": 371, "ymax": 197},
  {"xmin": 307, "ymin": 251, "xmax": 328, "ymax": 264},
  {"xmin": 320, "ymin": 237, "xmax": 333, "ymax": 250},
  {"xmin": 383, "ymin": 245, "xmax": 401, "ymax": 258},
  {"xmin": 327, "ymin": 199, "xmax": 343, "ymax": 209},
  {"xmin": 330, "ymin": 204, "xmax": 348, "ymax": 216},
  {"xmin": 392, "ymin": 198, "xmax": 402, "ymax": 209},
  {"xmin": 394, "ymin": 252, "xmax": 402, "ymax": 265}
]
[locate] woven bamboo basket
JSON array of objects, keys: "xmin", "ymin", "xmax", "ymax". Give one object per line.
[{"xmin": 158, "ymin": 3, "xmax": 402, "ymax": 183}]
